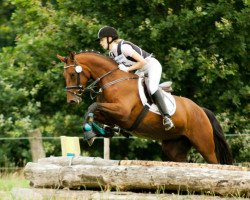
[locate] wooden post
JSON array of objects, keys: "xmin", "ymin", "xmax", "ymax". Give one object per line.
[
  {"xmin": 28, "ymin": 129, "xmax": 45, "ymax": 162},
  {"xmin": 103, "ymin": 138, "xmax": 110, "ymax": 160}
]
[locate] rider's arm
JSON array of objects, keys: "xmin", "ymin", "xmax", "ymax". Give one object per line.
[
  {"xmin": 127, "ymin": 52, "xmax": 146, "ymax": 72},
  {"xmin": 122, "ymin": 44, "xmax": 146, "ymax": 72}
]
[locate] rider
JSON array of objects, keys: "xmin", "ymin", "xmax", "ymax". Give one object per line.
[{"xmin": 97, "ymin": 26, "xmax": 174, "ymax": 130}]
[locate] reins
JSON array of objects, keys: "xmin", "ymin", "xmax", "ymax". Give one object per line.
[
  {"xmin": 83, "ymin": 67, "xmax": 119, "ymax": 95},
  {"xmin": 101, "ymin": 76, "xmax": 138, "ymax": 90}
]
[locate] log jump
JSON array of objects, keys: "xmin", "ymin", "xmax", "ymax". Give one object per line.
[{"xmin": 24, "ymin": 156, "xmax": 250, "ymax": 197}]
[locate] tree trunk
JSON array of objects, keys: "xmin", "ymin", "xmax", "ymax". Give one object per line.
[{"xmin": 24, "ymin": 156, "xmax": 250, "ymax": 197}]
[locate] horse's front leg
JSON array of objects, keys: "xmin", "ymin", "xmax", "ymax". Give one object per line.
[
  {"xmin": 82, "ymin": 102, "xmax": 107, "ymax": 144},
  {"xmin": 83, "ymin": 102, "xmax": 99, "ymax": 124},
  {"xmin": 82, "ymin": 102, "xmax": 131, "ymax": 145},
  {"xmin": 84, "ymin": 102, "xmax": 131, "ymax": 125},
  {"xmin": 95, "ymin": 102, "xmax": 131, "ymax": 122},
  {"xmin": 83, "ymin": 102, "xmax": 111, "ymax": 124}
]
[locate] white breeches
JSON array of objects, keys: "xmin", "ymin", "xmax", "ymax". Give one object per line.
[{"xmin": 136, "ymin": 57, "xmax": 162, "ymax": 95}]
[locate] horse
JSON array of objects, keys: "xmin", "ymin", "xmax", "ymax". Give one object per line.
[{"xmin": 57, "ymin": 51, "xmax": 233, "ymax": 165}]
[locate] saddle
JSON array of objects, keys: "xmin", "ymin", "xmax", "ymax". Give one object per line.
[
  {"xmin": 139, "ymin": 78, "xmax": 176, "ymax": 117},
  {"xmin": 127, "ymin": 78, "xmax": 176, "ymax": 131},
  {"xmin": 142, "ymin": 78, "xmax": 173, "ymax": 104}
]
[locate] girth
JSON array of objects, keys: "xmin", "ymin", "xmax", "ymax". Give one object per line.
[{"xmin": 128, "ymin": 104, "xmax": 150, "ymax": 132}]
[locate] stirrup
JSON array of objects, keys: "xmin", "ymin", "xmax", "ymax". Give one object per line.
[{"xmin": 163, "ymin": 116, "xmax": 174, "ymax": 131}]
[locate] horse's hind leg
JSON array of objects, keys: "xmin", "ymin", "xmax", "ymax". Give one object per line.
[
  {"xmin": 161, "ymin": 137, "xmax": 192, "ymax": 162},
  {"xmin": 189, "ymin": 129, "xmax": 218, "ymax": 164},
  {"xmin": 195, "ymin": 143, "xmax": 218, "ymax": 164},
  {"xmin": 196, "ymin": 140, "xmax": 218, "ymax": 164}
]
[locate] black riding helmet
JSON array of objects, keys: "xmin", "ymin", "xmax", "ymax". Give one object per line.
[{"xmin": 97, "ymin": 26, "xmax": 119, "ymax": 41}]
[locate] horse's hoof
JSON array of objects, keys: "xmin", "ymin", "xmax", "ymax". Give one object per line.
[
  {"xmin": 83, "ymin": 129, "xmax": 96, "ymax": 141},
  {"xmin": 87, "ymin": 137, "xmax": 95, "ymax": 146}
]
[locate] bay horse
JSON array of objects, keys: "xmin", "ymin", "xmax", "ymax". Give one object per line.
[{"xmin": 57, "ymin": 51, "xmax": 233, "ymax": 164}]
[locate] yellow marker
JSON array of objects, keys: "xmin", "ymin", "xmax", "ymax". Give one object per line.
[{"xmin": 60, "ymin": 136, "xmax": 81, "ymax": 156}]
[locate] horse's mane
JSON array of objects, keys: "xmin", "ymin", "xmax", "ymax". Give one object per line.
[
  {"xmin": 75, "ymin": 49, "xmax": 101, "ymax": 55},
  {"xmin": 74, "ymin": 50, "xmax": 117, "ymax": 65}
]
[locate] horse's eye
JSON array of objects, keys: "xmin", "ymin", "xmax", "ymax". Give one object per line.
[{"xmin": 70, "ymin": 73, "xmax": 76, "ymax": 78}]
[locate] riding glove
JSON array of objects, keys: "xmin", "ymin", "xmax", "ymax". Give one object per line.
[{"xmin": 118, "ymin": 64, "xmax": 129, "ymax": 72}]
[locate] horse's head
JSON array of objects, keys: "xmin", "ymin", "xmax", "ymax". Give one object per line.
[{"xmin": 57, "ymin": 52, "xmax": 91, "ymax": 104}]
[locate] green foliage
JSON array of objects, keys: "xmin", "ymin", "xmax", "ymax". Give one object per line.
[
  {"xmin": 110, "ymin": 138, "xmax": 162, "ymax": 160},
  {"xmin": 0, "ymin": 0, "xmax": 249, "ymax": 167},
  {"xmin": 0, "ymin": 1, "xmax": 16, "ymax": 48},
  {"xmin": 229, "ymin": 136, "xmax": 250, "ymax": 162}
]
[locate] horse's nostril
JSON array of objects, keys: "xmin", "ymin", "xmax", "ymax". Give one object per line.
[{"xmin": 68, "ymin": 100, "xmax": 76, "ymax": 104}]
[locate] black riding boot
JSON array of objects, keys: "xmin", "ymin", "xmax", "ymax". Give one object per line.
[{"xmin": 152, "ymin": 89, "xmax": 174, "ymax": 130}]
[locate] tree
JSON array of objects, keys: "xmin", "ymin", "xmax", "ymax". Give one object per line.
[{"xmin": 0, "ymin": 0, "xmax": 16, "ymax": 48}]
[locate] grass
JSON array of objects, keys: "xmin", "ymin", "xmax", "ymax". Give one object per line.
[{"xmin": 0, "ymin": 171, "xmax": 29, "ymax": 200}]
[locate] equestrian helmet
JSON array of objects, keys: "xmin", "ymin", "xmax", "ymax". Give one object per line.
[{"xmin": 97, "ymin": 26, "xmax": 118, "ymax": 40}]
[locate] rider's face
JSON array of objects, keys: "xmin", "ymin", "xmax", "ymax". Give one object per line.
[{"xmin": 100, "ymin": 37, "xmax": 108, "ymax": 50}]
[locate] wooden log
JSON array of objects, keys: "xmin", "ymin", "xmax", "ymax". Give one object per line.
[
  {"xmin": 24, "ymin": 158, "xmax": 250, "ymax": 197},
  {"xmin": 24, "ymin": 163, "xmax": 62, "ymax": 188},
  {"xmin": 38, "ymin": 156, "xmax": 120, "ymax": 166},
  {"xmin": 38, "ymin": 156, "xmax": 249, "ymax": 171}
]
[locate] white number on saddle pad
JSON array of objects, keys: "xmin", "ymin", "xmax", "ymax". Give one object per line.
[{"xmin": 75, "ymin": 65, "xmax": 82, "ymax": 73}]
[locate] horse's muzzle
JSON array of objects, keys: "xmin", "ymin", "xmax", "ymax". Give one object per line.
[{"xmin": 67, "ymin": 97, "xmax": 82, "ymax": 104}]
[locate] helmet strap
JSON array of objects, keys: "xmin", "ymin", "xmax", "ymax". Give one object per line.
[{"xmin": 106, "ymin": 37, "xmax": 114, "ymax": 50}]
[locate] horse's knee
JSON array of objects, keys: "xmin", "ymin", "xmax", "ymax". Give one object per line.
[
  {"xmin": 88, "ymin": 102, "xmax": 98, "ymax": 112},
  {"xmin": 83, "ymin": 103, "xmax": 99, "ymax": 123}
]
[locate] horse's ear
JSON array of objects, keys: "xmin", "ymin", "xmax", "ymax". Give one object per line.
[
  {"xmin": 57, "ymin": 54, "xmax": 66, "ymax": 63},
  {"xmin": 69, "ymin": 51, "xmax": 75, "ymax": 60}
]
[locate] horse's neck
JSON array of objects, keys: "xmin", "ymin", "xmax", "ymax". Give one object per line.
[
  {"xmin": 78, "ymin": 54, "xmax": 116, "ymax": 80},
  {"xmin": 78, "ymin": 54, "xmax": 138, "ymax": 99}
]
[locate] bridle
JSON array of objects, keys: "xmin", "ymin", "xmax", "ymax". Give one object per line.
[
  {"xmin": 64, "ymin": 59, "xmax": 90, "ymax": 97},
  {"xmin": 64, "ymin": 57, "xmax": 118, "ymax": 97},
  {"xmin": 64, "ymin": 57, "xmax": 138, "ymax": 98}
]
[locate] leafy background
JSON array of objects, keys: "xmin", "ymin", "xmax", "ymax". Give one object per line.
[{"xmin": 0, "ymin": 0, "xmax": 249, "ymax": 167}]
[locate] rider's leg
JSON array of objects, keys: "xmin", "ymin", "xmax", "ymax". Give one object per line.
[
  {"xmin": 146, "ymin": 58, "xmax": 174, "ymax": 130},
  {"xmin": 152, "ymin": 89, "xmax": 174, "ymax": 130}
]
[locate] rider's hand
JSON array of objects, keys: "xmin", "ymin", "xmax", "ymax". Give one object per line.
[
  {"xmin": 135, "ymin": 71, "xmax": 145, "ymax": 78},
  {"xmin": 118, "ymin": 64, "xmax": 129, "ymax": 72}
]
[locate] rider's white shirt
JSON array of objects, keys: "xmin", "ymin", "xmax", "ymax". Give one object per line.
[
  {"xmin": 110, "ymin": 43, "xmax": 136, "ymax": 67},
  {"xmin": 110, "ymin": 42, "xmax": 162, "ymax": 95},
  {"xmin": 110, "ymin": 43, "xmax": 135, "ymax": 58}
]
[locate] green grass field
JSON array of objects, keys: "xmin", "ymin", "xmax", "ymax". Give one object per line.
[{"xmin": 0, "ymin": 171, "xmax": 29, "ymax": 199}]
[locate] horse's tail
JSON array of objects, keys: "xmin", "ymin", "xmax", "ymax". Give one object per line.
[{"xmin": 203, "ymin": 108, "xmax": 233, "ymax": 165}]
